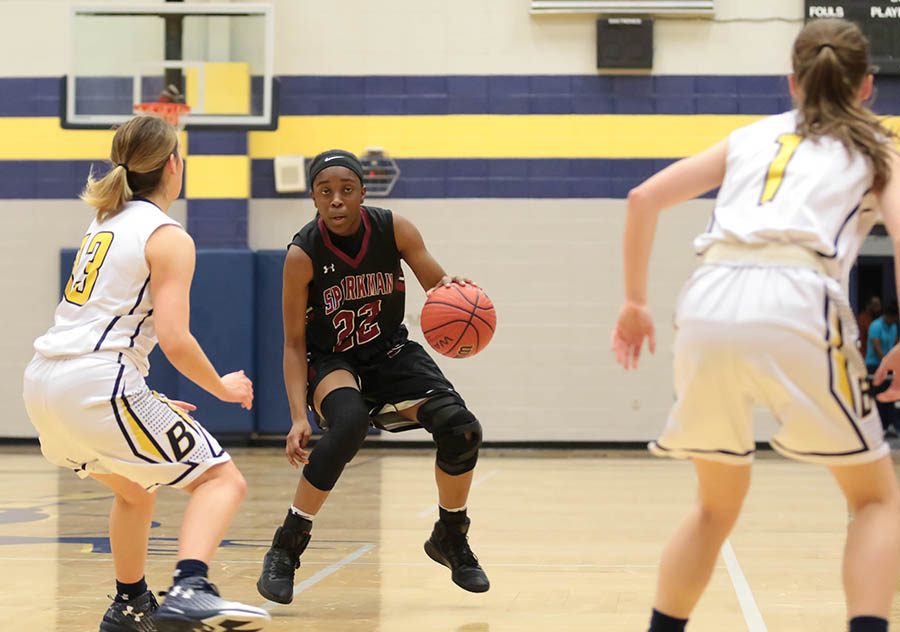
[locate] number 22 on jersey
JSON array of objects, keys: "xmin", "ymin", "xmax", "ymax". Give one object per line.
[
  {"xmin": 760, "ymin": 133, "xmax": 802, "ymax": 204},
  {"xmin": 64, "ymin": 232, "xmax": 114, "ymax": 306}
]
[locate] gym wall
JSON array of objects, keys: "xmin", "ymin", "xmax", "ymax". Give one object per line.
[{"xmin": 3, "ymin": 1, "xmax": 894, "ymax": 442}]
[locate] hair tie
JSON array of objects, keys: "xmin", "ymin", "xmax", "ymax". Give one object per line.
[
  {"xmin": 117, "ymin": 163, "xmax": 128, "ymax": 173},
  {"xmin": 817, "ymin": 43, "xmax": 835, "ymax": 54}
]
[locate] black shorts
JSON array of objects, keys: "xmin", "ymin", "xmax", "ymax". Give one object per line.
[{"xmin": 307, "ymin": 325, "xmax": 458, "ymax": 431}]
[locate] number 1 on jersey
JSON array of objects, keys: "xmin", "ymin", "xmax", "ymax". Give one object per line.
[{"xmin": 760, "ymin": 133, "xmax": 802, "ymax": 204}]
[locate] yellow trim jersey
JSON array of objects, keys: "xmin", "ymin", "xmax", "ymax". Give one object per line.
[
  {"xmin": 694, "ymin": 110, "xmax": 880, "ymax": 287},
  {"xmin": 34, "ymin": 199, "xmax": 181, "ymax": 375}
]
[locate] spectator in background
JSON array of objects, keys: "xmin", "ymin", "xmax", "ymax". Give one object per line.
[
  {"xmin": 867, "ymin": 299, "xmax": 899, "ymax": 437},
  {"xmin": 858, "ymin": 295, "xmax": 882, "ymax": 354}
]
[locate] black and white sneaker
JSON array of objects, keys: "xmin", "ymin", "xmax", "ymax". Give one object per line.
[
  {"xmin": 99, "ymin": 590, "xmax": 159, "ymax": 632},
  {"xmin": 155, "ymin": 576, "xmax": 270, "ymax": 631}
]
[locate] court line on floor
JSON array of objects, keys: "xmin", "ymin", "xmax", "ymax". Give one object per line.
[
  {"xmin": 722, "ymin": 539, "xmax": 768, "ymax": 632},
  {"xmin": 259, "ymin": 543, "xmax": 376, "ymax": 610},
  {"xmin": 416, "ymin": 469, "xmax": 500, "ymax": 518}
]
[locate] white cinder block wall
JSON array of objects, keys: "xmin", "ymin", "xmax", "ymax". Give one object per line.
[{"xmin": 1, "ymin": 0, "xmax": 803, "ymax": 439}]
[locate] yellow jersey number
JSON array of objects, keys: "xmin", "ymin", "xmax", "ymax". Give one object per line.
[
  {"xmin": 64, "ymin": 232, "xmax": 114, "ymax": 306},
  {"xmin": 760, "ymin": 133, "xmax": 802, "ymax": 204}
]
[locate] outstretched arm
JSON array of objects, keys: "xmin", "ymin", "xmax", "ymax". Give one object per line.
[
  {"xmin": 612, "ymin": 140, "xmax": 728, "ymax": 370},
  {"xmin": 147, "ymin": 225, "xmax": 253, "ymax": 407}
]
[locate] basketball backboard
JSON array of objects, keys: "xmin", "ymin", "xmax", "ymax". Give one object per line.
[{"xmin": 64, "ymin": 3, "xmax": 275, "ymax": 129}]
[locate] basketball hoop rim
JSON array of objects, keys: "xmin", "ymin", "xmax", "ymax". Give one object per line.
[{"xmin": 133, "ymin": 102, "xmax": 191, "ymax": 127}]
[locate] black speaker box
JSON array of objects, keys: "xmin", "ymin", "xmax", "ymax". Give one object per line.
[{"xmin": 597, "ymin": 17, "xmax": 654, "ymax": 70}]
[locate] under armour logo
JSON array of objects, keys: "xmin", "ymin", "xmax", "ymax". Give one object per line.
[
  {"xmin": 123, "ymin": 607, "xmax": 145, "ymax": 622},
  {"xmin": 169, "ymin": 586, "xmax": 194, "ymax": 599},
  {"xmin": 323, "ymin": 264, "xmax": 335, "ymax": 273}
]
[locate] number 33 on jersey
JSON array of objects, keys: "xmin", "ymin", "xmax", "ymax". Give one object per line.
[{"xmin": 65, "ymin": 232, "xmax": 114, "ymax": 305}]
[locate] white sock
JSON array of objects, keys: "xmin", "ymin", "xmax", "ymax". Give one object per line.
[
  {"xmin": 439, "ymin": 504, "xmax": 467, "ymax": 513},
  {"xmin": 290, "ymin": 505, "xmax": 316, "ymax": 521}
]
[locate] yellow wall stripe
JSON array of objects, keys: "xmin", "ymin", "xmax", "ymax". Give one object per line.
[
  {"xmin": 0, "ymin": 118, "xmax": 113, "ymax": 160},
  {"xmin": 249, "ymin": 114, "xmax": 769, "ymax": 159},
  {"xmin": 0, "ymin": 118, "xmax": 189, "ymax": 160},
  {"xmin": 4, "ymin": 115, "xmax": 899, "ymax": 161},
  {"xmin": 185, "ymin": 155, "xmax": 250, "ymax": 199}
]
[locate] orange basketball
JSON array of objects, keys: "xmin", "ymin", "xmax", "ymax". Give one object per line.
[{"xmin": 421, "ymin": 283, "xmax": 496, "ymax": 358}]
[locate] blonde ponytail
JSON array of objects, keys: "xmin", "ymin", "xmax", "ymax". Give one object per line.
[
  {"xmin": 79, "ymin": 115, "xmax": 178, "ymax": 222},
  {"xmin": 81, "ymin": 164, "xmax": 134, "ymax": 222}
]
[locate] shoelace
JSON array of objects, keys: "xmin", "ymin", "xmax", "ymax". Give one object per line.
[
  {"xmin": 267, "ymin": 548, "xmax": 300, "ymax": 579},
  {"xmin": 159, "ymin": 578, "xmax": 220, "ymax": 598},
  {"xmin": 106, "ymin": 593, "xmax": 159, "ymax": 609},
  {"xmin": 444, "ymin": 533, "xmax": 480, "ymax": 569}
]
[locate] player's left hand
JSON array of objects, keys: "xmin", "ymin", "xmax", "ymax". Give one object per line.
[
  {"xmin": 875, "ymin": 345, "xmax": 900, "ymax": 402},
  {"xmin": 169, "ymin": 400, "xmax": 197, "ymax": 413},
  {"xmin": 611, "ymin": 301, "xmax": 656, "ymax": 370},
  {"xmin": 427, "ymin": 275, "xmax": 474, "ymax": 295}
]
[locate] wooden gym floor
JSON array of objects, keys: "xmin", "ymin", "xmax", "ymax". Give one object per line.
[{"xmin": 0, "ymin": 445, "xmax": 898, "ymax": 631}]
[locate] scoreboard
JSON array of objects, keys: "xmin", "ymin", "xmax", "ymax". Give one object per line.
[{"xmin": 806, "ymin": 1, "xmax": 900, "ymax": 74}]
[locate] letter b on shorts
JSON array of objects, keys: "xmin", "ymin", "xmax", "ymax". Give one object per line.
[{"xmin": 166, "ymin": 421, "xmax": 197, "ymax": 461}]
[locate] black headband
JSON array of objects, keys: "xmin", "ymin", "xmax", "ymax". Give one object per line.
[{"xmin": 307, "ymin": 149, "xmax": 365, "ymax": 186}]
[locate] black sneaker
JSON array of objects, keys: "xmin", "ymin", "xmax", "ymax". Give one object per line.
[
  {"xmin": 424, "ymin": 518, "xmax": 490, "ymax": 593},
  {"xmin": 99, "ymin": 590, "xmax": 159, "ymax": 632},
  {"xmin": 155, "ymin": 576, "xmax": 270, "ymax": 631},
  {"xmin": 256, "ymin": 526, "xmax": 311, "ymax": 604}
]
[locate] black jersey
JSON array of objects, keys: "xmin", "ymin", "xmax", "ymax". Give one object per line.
[{"xmin": 290, "ymin": 206, "xmax": 406, "ymax": 355}]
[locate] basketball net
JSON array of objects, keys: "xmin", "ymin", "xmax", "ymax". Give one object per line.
[{"xmin": 133, "ymin": 101, "xmax": 191, "ymax": 129}]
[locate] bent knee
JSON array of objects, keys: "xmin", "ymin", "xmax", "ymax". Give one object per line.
[
  {"xmin": 189, "ymin": 460, "xmax": 247, "ymax": 499},
  {"xmin": 849, "ymin": 489, "xmax": 900, "ymax": 516},
  {"xmin": 418, "ymin": 395, "xmax": 483, "ymax": 475},
  {"xmin": 696, "ymin": 502, "xmax": 743, "ymax": 530},
  {"xmin": 118, "ymin": 483, "xmax": 155, "ymax": 508}
]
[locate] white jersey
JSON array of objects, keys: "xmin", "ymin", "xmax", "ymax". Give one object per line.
[
  {"xmin": 660, "ymin": 112, "xmax": 891, "ymax": 466},
  {"xmin": 694, "ymin": 110, "xmax": 879, "ymax": 287},
  {"xmin": 34, "ymin": 199, "xmax": 181, "ymax": 375}
]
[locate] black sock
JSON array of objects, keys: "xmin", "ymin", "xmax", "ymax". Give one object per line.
[
  {"xmin": 439, "ymin": 506, "xmax": 468, "ymax": 525},
  {"xmin": 850, "ymin": 616, "xmax": 888, "ymax": 632},
  {"xmin": 648, "ymin": 609, "xmax": 688, "ymax": 632},
  {"xmin": 114, "ymin": 577, "xmax": 147, "ymax": 603},
  {"xmin": 284, "ymin": 510, "xmax": 313, "ymax": 534},
  {"xmin": 173, "ymin": 559, "xmax": 209, "ymax": 583}
]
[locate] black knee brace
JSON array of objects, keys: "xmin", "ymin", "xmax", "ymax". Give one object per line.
[
  {"xmin": 417, "ymin": 393, "xmax": 482, "ymax": 476},
  {"xmin": 302, "ymin": 387, "xmax": 370, "ymax": 491}
]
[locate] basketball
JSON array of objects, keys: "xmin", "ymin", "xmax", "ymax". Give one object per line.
[{"xmin": 421, "ymin": 283, "xmax": 496, "ymax": 358}]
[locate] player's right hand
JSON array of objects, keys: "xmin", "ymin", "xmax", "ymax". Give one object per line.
[
  {"xmin": 875, "ymin": 346, "xmax": 900, "ymax": 402},
  {"xmin": 611, "ymin": 301, "xmax": 656, "ymax": 370},
  {"xmin": 286, "ymin": 419, "xmax": 312, "ymax": 468},
  {"xmin": 219, "ymin": 370, "xmax": 254, "ymax": 409}
]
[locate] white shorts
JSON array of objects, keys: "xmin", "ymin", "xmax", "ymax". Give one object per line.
[
  {"xmin": 23, "ymin": 352, "xmax": 230, "ymax": 490},
  {"xmin": 653, "ymin": 261, "xmax": 888, "ymax": 466}
]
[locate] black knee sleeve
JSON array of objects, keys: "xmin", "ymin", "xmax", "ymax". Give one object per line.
[
  {"xmin": 302, "ymin": 388, "xmax": 370, "ymax": 491},
  {"xmin": 418, "ymin": 394, "xmax": 482, "ymax": 476}
]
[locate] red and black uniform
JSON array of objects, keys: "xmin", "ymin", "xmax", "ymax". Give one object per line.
[{"xmin": 289, "ymin": 206, "xmax": 456, "ymax": 427}]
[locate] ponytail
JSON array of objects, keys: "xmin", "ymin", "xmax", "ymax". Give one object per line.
[
  {"xmin": 79, "ymin": 115, "xmax": 178, "ymax": 221},
  {"xmin": 793, "ymin": 19, "xmax": 894, "ymax": 191}
]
